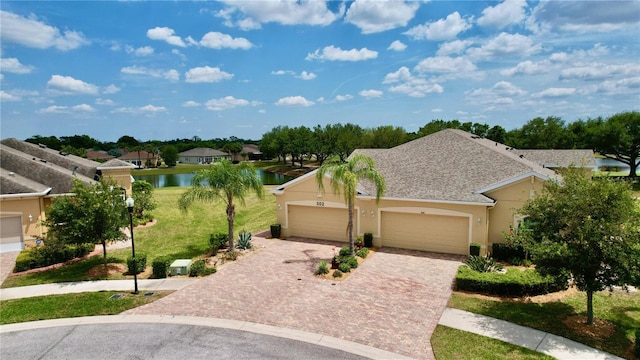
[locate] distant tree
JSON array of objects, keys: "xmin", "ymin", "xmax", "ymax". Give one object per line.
[
  {"xmin": 161, "ymin": 145, "xmax": 179, "ymax": 167},
  {"xmin": 506, "ymin": 116, "xmax": 571, "ymax": 149},
  {"xmin": 117, "ymin": 135, "xmax": 140, "ymax": 148},
  {"xmin": 60, "ymin": 145, "xmax": 87, "ymax": 158},
  {"xmin": 310, "ymin": 124, "xmax": 335, "ymax": 165},
  {"xmin": 486, "ymin": 125, "xmax": 507, "ymax": 143},
  {"xmin": 335, "ymin": 123, "xmax": 363, "ymax": 162},
  {"xmin": 179, "ymin": 160, "xmax": 264, "ymax": 251},
  {"xmin": 287, "ymin": 126, "xmax": 313, "ymax": 167},
  {"xmin": 222, "ymin": 142, "xmax": 243, "ymax": 162},
  {"xmin": 316, "ymin": 154, "xmax": 386, "ymax": 256},
  {"xmin": 132, "ymin": 180, "xmax": 156, "ymax": 225},
  {"xmin": 25, "ymin": 135, "xmax": 62, "ymax": 150},
  {"xmin": 515, "ymin": 170, "xmax": 640, "ymax": 324},
  {"xmin": 362, "ymin": 125, "xmax": 407, "ymax": 149},
  {"xmin": 417, "ymin": 119, "xmax": 459, "ymax": 137},
  {"xmin": 43, "ymin": 179, "xmax": 128, "ymax": 266},
  {"xmin": 60, "ymin": 135, "xmax": 101, "ymax": 150},
  {"xmin": 585, "ymin": 111, "xmax": 639, "ymax": 178}
]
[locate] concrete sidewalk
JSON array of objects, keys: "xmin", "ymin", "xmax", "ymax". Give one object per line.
[{"xmin": 438, "ymin": 308, "xmax": 624, "ymax": 360}]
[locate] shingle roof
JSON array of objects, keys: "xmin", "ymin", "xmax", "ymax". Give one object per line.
[
  {"xmin": 0, "ymin": 168, "xmax": 51, "ymax": 195},
  {"xmin": 509, "ymin": 149, "xmax": 596, "ymax": 168},
  {"xmin": 119, "ymin": 150, "xmax": 156, "ymax": 160},
  {"xmin": 98, "ymin": 159, "xmax": 136, "ymax": 169},
  {"xmin": 86, "ymin": 150, "xmax": 114, "ymax": 160},
  {"xmin": 352, "ymin": 129, "xmax": 558, "ymax": 204},
  {"xmin": 179, "ymin": 148, "xmax": 229, "ymax": 157}
]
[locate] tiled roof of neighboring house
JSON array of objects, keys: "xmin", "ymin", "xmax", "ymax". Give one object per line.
[
  {"xmin": 97, "ymin": 159, "xmax": 136, "ymax": 170},
  {"xmin": 179, "ymin": 148, "xmax": 229, "ymax": 157},
  {"xmin": 242, "ymin": 144, "xmax": 261, "ymax": 154},
  {"xmin": 119, "ymin": 150, "xmax": 156, "ymax": 160},
  {"xmin": 509, "ymin": 149, "xmax": 596, "ymax": 168},
  {"xmin": 87, "ymin": 149, "xmax": 114, "ymax": 160},
  {"xmin": 351, "ymin": 129, "xmax": 559, "ymax": 204},
  {"xmin": 0, "ymin": 167, "xmax": 51, "ymax": 195}
]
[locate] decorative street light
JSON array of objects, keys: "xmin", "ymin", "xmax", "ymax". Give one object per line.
[{"xmin": 125, "ymin": 196, "xmax": 139, "ymax": 295}]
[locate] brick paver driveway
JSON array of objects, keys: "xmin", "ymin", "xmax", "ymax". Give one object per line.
[{"xmin": 125, "ymin": 236, "xmax": 463, "ymax": 359}]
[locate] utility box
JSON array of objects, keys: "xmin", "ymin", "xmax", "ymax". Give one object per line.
[{"xmin": 170, "ymin": 259, "xmax": 192, "ymax": 276}]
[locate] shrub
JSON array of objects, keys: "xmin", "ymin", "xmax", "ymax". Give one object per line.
[
  {"xmin": 189, "ymin": 259, "xmax": 216, "ymax": 277},
  {"xmin": 364, "ymin": 233, "xmax": 373, "ymax": 247},
  {"xmin": 355, "ymin": 236, "xmax": 364, "ymax": 248},
  {"xmin": 455, "ymin": 266, "xmax": 567, "ymax": 296},
  {"xmin": 209, "ymin": 233, "xmax": 228, "ymax": 253},
  {"xmin": 509, "ymin": 257, "xmax": 523, "ymax": 266},
  {"xmin": 225, "ymin": 250, "xmax": 238, "ymax": 261},
  {"xmin": 333, "ymin": 269, "xmax": 343, "ymax": 278},
  {"xmin": 127, "ymin": 253, "xmax": 147, "ymax": 275},
  {"xmin": 469, "ymin": 243, "xmax": 481, "ymax": 256},
  {"xmin": 14, "ymin": 249, "xmax": 38, "ymax": 272},
  {"xmin": 152, "ymin": 256, "xmax": 172, "ymax": 278},
  {"xmin": 492, "ymin": 243, "xmax": 525, "ymax": 261},
  {"xmin": 13, "ymin": 242, "xmax": 95, "ymax": 272},
  {"xmin": 339, "ymin": 246, "xmax": 351, "ymax": 257},
  {"xmin": 466, "ymin": 255, "xmax": 503, "ymax": 273},
  {"xmin": 635, "ymin": 328, "xmax": 640, "ymax": 357},
  {"xmin": 355, "ymin": 247, "xmax": 369, "ymax": 259},
  {"xmin": 338, "ymin": 263, "xmax": 351, "ymax": 273},
  {"xmin": 236, "ymin": 229, "xmax": 252, "ymax": 250},
  {"xmin": 316, "ymin": 261, "xmax": 329, "ymax": 275}
]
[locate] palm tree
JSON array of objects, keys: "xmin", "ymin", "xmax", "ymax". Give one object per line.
[
  {"xmin": 179, "ymin": 159, "xmax": 264, "ymax": 250},
  {"xmin": 316, "ymin": 154, "xmax": 386, "ymax": 256}
]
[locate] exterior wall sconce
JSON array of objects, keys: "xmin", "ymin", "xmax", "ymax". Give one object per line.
[
  {"xmin": 28, "ymin": 214, "xmax": 33, "ymax": 222},
  {"xmin": 361, "ymin": 209, "xmax": 366, "ymax": 216},
  {"xmin": 277, "ymin": 204, "xmax": 282, "ymax": 210},
  {"xmin": 477, "ymin": 217, "xmax": 481, "ymax": 224},
  {"xmin": 370, "ymin": 210, "xmax": 375, "ymax": 218}
]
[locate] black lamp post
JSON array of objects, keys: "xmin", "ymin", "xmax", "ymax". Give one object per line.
[{"xmin": 125, "ymin": 196, "xmax": 139, "ymax": 295}]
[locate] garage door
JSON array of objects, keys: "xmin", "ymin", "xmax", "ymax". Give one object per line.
[
  {"xmin": 381, "ymin": 212, "xmax": 469, "ymax": 255},
  {"xmin": 0, "ymin": 215, "xmax": 24, "ymax": 253},
  {"xmin": 287, "ymin": 205, "xmax": 354, "ymax": 242}
]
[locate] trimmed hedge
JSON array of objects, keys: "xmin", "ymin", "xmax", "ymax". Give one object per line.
[
  {"xmin": 455, "ymin": 265, "xmax": 567, "ymax": 297},
  {"xmin": 152, "ymin": 256, "xmax": 172, "ymax": 278},
  {"xmin": 14, "ymin": 243, "xmax": 95, "ymax": 272},
  {"xmin": 126, "ymin": 253, "xmax": 147, "ymax": 275},
  {"xmin": 491, "ymin": 243, "xmax": 526, "ymax": 261}
]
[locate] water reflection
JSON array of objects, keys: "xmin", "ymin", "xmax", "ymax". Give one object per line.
[{"xmin": 134, "ymin": 169, "xmax": 293, "ymax": 188}]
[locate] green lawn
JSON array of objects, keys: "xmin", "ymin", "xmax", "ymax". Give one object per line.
[
  {"xmin": 448, "ymin": 290, "xmax": 639, "ymax": 358},
  {"xmin": 2, "ymin": 186, "xmax": 276, "ymax": 288},
  {"xmin": 431, "ymin": 325, "xmax": 553, "ymax": 360},
  {"xmin": 0, "ymin": 291, "xmax": 172, "ymax": 324}
]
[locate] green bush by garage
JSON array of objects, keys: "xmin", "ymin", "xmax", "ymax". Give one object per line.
[{"xmin": 455, "ymin": 266, "xmax": 567, "ymax": 297}]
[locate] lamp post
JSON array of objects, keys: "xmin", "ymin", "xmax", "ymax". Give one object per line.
[{"xmin": 125, "ymin": 196, "xmax": 139, "ymax": 295}]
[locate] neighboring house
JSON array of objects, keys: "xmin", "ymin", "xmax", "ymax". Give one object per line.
[
  {"xmin": 179, "ymin": 148, "xmax": 231, "ymax": 164},
  {"xmin": 509, "ymin": 149, "xmax": 596, "ymax": 175},
  {"xmin": 0, "ymin": 138, "xmax": 134, "ymax": 253},
  {"xmin": 271, "ymin": 129, "xmax": 595, "ymax": 256},
  {"xmin": 231, "ymin": 144, "xmax": 263, "ymax": 162},
  {"xmin": 86, "ymin": 149, "xmax": 115, "ymax": 162},
  {"xmin": 118, "ymin": 150, "xmax": 157, "ymax": 169}
]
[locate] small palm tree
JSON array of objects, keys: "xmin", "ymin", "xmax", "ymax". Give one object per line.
[
  {"xmin": 179, "ymin": 159, "xmax": 264, "ymax": 250},
  {"xmin": 316, "ymin": 154, "xmax": 385, "ymax": 256}
]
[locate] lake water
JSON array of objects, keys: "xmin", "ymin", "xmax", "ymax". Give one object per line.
[{"xmin": 134, "ymin": 170, "xmax": 294, "ymax": 188}]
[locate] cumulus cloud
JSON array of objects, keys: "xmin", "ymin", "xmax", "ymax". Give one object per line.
[
  {"xmin": 217, "ymin": 0, "xmax": 344, "ymax": 28},
  {"xmin": 383, "ymin": 66, "xmax": 413, "ymax": 84},
  {"xmin": 436, "ymin": 40, "xmax": 473, "ymax": 56},
  {"xmin": 147, "ymin": 27, "xmax": 186, "ymax": 47},
  {"xmin": 466, "ymin": 81, "xmax": 526, "ymax": 106},
  {"xmin": 335, "ymin": 94, "xmax": 353, "ymax": 101},
  {"xmin": 414, "ymin": 56, "xmax": 477, "ymax": 74},
  {"xmin": 205, "ymin": 96, "xmax": 254, "ymax": 111},
  {"xmin": 103, "ymin": 84, "xmax": 121, "ymax": 94},
  {"xmin": 532, "ymin": 87, "xmax": 576, "ymax": 98},
  {"xmin": 47, "ymin": 75, "xmax": 99, "ymax": 95},
  {"xmin": 198, "ymin": 32, "xmax": 253, "ymax": 49},
  {"xmin": 0, "ymin": 90, "xmax": 21, "ymax": 102},
  {"xmin": 404, "ymin": 12, "xmax": 472, "ymax": 41},
  {"xmin": 121, "ymin": 66, "xmax": 180, "ymax": 82},
  {"xmin": 39, "ymin": 104, "xmax": 95, "ymax": 113},
  {"xmin": 306, "ymin": 45, "xmax": 378, "ymax": 61},
  {"xmin": 477, "ymin": 0, "xmax": 527, "ymax": 29},
  {"xmin": 466, "ymin": 32, "xmax": 541, "ymax": 60},
  {"xmin": 113, "ymin": 104, "xmax": 167, "ymax": 114},
  {"xmin": 345, "ymin": 0, "xmax": 420, "ymax": 34},
  {"xmin": 559, "ymin": 63, "xmax": 640, "ymax": 81},
  {"xmin": 272, "ymin": 70, "xmax": 316, "ymax": 80},
  {"xmin": 359, "ymin": 89, "xmax": 383, "ymax": 98},
  {"xmin": 182, "ymin": 100, "xmax": 200, "ymax": 107},
  {"xmin": 383, "ymin": 67, "xmax": 444, "ymax": 97},
  {"xmin": 0, "ymin": 58, "xmax": 34, "ymax": 74},
  {"xmin": 185, "ymin": 66, "xmax": 233, "ymax": 83},
  {"xmin": 500, "ymin": 60, "xmax": 552, "ymax": 76},
  {"xmin": 388, "ymin": 40, "xmax": 407, "ymax": 51},
  {"xmin": 0, "ymin": 10, "xmax": 89, "ymax": 51},
  {"xmin": 275, "ymin": 96, "xmax": 315, "ymax": 106},
  {"xmin": 296, "ymin": 71, "xmax": 317, "ymax": 80},
  {"xmin": 95, "ymin": 98, "xmax": 115, "ymax": 106},
  {"xmin": 528, "ymin": 0, "xmax": 640, "ymax": 33},
  {"xmin": 125, "ymin": 45, "xmax": 154, "ymax": 56}
]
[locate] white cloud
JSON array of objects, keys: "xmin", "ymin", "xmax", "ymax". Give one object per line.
[
  {"xmin": 296, "ymin": 71, "xmax": 317, "ymax": 80},
  {"xmin": 335, "ymin": 94, "xmax": 353, "ymax": 101},
  {"xmin": 47, "ymin": 75, "xmax": 99, "ymax": 95},
  {"xmin": 383, "ymin": 66, "xmax": 412, "ymax": 84},
  {"xmin": 258, "ymin": 109, "xmax": 266, "ymax": 114},
  {"xmin": 477, "ymin": 0, "xmax": 527, "ymax": 29},
  {"xmin": 205, "ymin": 96, "xmax": 251, "ymax": 111},
  {"xmin": 198, "ymin": 32, "xmax": 253, "ymax": 49},
  {"xmin": 500, "ymin": 60, "xmax": 552, "ymax": 76},
  {"xmin": 414, "ymin": 56, "xmax": 477, "ymax": 74},
  {"xmin": 113, "ymin": 104, "xmax": 167, "ymax": 114},
  {"xmin": 121, "ymin": 66, "xmax": 180, "ymax": 82},
  {"xmin": 593, "ymin": 77, "xmax": 640, "ymax": 96},
  {"xmin": 388, "ymin": 40, "xmax": 407, "ymax": 52},
  {"xmin": 559, "ymin": 63, "xmax": 640, "ymax": 81},
  {"xmin": 0, "ymin": 10, "xmax": 89, "ymax": 51},
  {"xmin": 383, "ymin": 67, "xmax": 444, "ymax": 97},
  {"xmin": 125, "ymin": 45, "xmax": 154, "ymax": 56},
  {"xmin": 532, "ymin": 87, "xmax": 576, "ymax": 98},
  {"xmin": 0, "ymin": 90, "xmax": 21, "ymax": 102},
  {"xmin": 436, "ymin": 40, "xmax": 473, "ymax": 56},
  {"xmin": 103, "ymin": 84, "xmax": 121, "ymax": 94},
  {"xmin": 359, "ymin": 89, "xmax": 383, "ymax": 98},
  {"xmin": 466, "ymin": 32, "xmax": 541, "ymax": 60},
  {"xmin": 146, "ymin": 27, "xmax": 186, "ymax": 47},
  {"xmin": 185, "ymin": 66, "xmax": 233, "ymax": 83},
  {"xmin": 272, "ymin": 70, "xmax": 293, "ymax": 75},
  {"xmin": 403, "ymin": 12, "xmax": 472, "ymax": 41},
  {"xmin": 345, "ymin": 0, "xmax": 420, "ymax": 34},
  {"xmin": 217, "ymin": 0, "xmax": 344, "ymax": 27},
  {"xmin": 95, "ymin": 98, "xmax": 114, "ymax": 106},
  {"xmin": 39, "ymin": 103, "xmax": 95, "ymax": 113},
  {"xmin": 432, "ymin": 108, "xmax": 444, "ymax": 113},
  {"xmin": 0, "ymin": 58, "xmax": 34, "ymax": 74},
  {"xmin": 529, "ymin": 0, "xmax": 640, "ymax": 33},
  {"xmin": 71, "ymin": 104, "xmax": 95, "ymax": 112},
  {"xmin": 164, "ymin": 69, "xmax": 180, "ymax": 82},
  {"xmin": 275, "ymin": 96, "xmax": 315, "ymax": 107},
  {"xmin": 306, "ymin": 45, "xmax": 378, "ymax": 61},
  {"xmin": 272, "ymin": 70, "xmax": 316, "ymax": 80},
  {"xmin": 182, "ymin": 100, "xmax": 200, "ymax": 107},
  {"xmin": 466, "ymin": 81, "xmax": 526, "ymax": 106}
]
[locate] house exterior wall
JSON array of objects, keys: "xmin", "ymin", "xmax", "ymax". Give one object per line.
[
  {"xmin": 0, "ymin": 196, "xmax": 47, "ymax": 240},
  {"xmin": 101, "ymin": 168, "xmax": 133, "ymax": 195},
  {"xmin": 484, "ymin": 176, "xmax": 546, "ymax": 246}
]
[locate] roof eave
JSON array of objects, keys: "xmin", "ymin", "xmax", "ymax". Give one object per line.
[
  {"xmin": 474, "ymin": 171, "xmax": 551, "ymax": 194},
  {"xmin": 0, "ymin": 187, "xmax": 52, "ymax": 199}
]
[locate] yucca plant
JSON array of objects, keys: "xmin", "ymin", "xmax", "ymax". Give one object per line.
[
  {"xmin": 236, "ymin": 229, "xmax": 252, "ymax": 250},
  {"xmin": 465, "ymin": 255, "xmax": 503, "ymax": 273}
]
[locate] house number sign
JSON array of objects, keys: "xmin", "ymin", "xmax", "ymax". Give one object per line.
[{"xmin": 316, "ymin": 201, "xmax": 325, "ymax": 206}]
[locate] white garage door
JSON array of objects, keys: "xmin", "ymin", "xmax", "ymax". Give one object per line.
[
  {"xmin": 0, "ymin": 215, "xmax": 24, "ymax": 253},
  {"xmin": 381, "ymin": 212, "xmax": 469, "ymax": 255},
  {"xmin": 287, "ymin": 205, "xmax": 354, "ymax": 242}
]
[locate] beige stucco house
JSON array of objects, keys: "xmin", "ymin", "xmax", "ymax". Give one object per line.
[
  {"xmin": 179, "ymin": 148, "xmax": 231, "ymax": 164},
  {"xmin": 271, "ymin": 129, "xmax": 595, "ymax": 256},
  {"xmin": 0, "ymin": 138, "xmax": 135, "ymax": 253}
]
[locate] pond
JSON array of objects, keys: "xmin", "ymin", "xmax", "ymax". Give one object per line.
[{"xmin": 134, "ymin": 170, "xmax": 294, "ymax": 188}]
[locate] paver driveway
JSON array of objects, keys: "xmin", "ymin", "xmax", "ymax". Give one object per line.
[{"xmin": 125, "ymin": 236, "xmax": 463, "ymax": 359}]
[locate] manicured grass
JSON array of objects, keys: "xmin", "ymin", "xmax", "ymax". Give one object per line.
[
  {"xmin": 0, "ymin": 291, "xmax": 172, "ymax": 325},
  {"xmin": 431, "ymin": 325, "xmax": 553, "ymax": 360},
  {"xmin": 448, "ymin": 290, "xmax": 640, "ymax": 358},
  {"xmin": 2, "ymin": 186, "xmax": 276, "ymax": 287}
]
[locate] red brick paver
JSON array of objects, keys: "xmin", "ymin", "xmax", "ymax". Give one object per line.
[{"xmin": 125, "ymin": 237, "xmax": 463, "ymax": 359}]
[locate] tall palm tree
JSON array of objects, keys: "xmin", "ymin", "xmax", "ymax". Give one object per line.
[
  {"xmin": 179, "ymin": 159, "xmax": 264, "ymax": 250},
  {"xmin": 316, "ymin": 154, "xmax": 386, "ymax": 255}
]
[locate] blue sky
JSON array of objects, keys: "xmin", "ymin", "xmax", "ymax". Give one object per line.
[{"xmin": 1, "ymin": 1, "xmax": 639, "ymax": 142}]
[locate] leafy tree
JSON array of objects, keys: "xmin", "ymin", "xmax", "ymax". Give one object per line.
[
  {"xmin": 287, "ymin": 126, "xmax": 312, "ymax": 167},
  {"xmin": 60, "ymin": 135, "xmax": 101, "ymax": 150},
  {"xmin": 25, "ymin": 135, "xmax": 62, "ymax": 150},
  {"xmin": 161, "ymin": 145, "xmax": 179, "ymax": 167},
  {"xmin": 506, "ymin": 116, "xmax": 572, "ymax": 149},
  {"xmin": 361, "ymin": 125, "xmax": 407, "ymax": 149},
  {"xmin": 60, "ymin": 145, "xmax": 87, "ymax": 158},
  {"xmin": 132, "ymin": 180, "xmax": 156, "ymax": 225},
  {"xmin": 310, "ymin": 124, "xmax": 335, "ymax": 165},
  {"xmin": 585, "ymin": 111, "xmax": 639, "ymax": 178},
  {"xmin": 316, "ymin": 154, "xmax": 386, "ymax": 256},
  {"xmin": 486, "ymin": 125, "xmax": 507, "ymax": 143},
  {"xmin": 117, "ymin": 135, "xmax": 140, "ymax": 148},
  {"xmin": 179, "ymin": 159, "xmax": 264, "ymax": 251},
  {"xmin": 42, "ymin": 179, "xmax": 129, "ymax": 265},
  {"xmin": 335, "ymin": 123, "xmax": 363, "ymax": 162},
  {"xmin": 515, "ymin": 170, "xmax": 640, "ymax": 324},
  {"xmin": 222, "ymin": 142, "xmax": 243, "ymax": 162}
]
